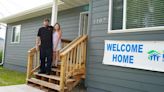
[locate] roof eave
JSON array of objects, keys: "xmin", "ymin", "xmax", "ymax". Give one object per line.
[
  {"xmin": 0, "ymin": 3, "xmax": 53, "ymax": 23},
  {"xmin": 0, "ymin": 0, "xmax": 90, "ymax": 23}
]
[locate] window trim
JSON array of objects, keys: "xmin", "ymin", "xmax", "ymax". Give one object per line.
[
  {"xmin": 108, "ymin": 0, "xmax": 164, "ymax": 33},
  {"xmin": 11, "ymin": 25, "xmax": 21, "ymax": 44}
]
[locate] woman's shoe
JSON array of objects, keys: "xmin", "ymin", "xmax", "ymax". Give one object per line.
[
  {"xmin": 38, "ymin": 71, "xmax": 46, "ymax": 74},
  {"xmin": 52, "ymin": 65, "xmax": 58, "ymax": 68},
  {"xmin": 46, "ymin": 72, "xmax": 51, "ymax": 75}
]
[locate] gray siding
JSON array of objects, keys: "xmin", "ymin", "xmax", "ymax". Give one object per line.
[
  {"xmin": 4, "ymin": 15, "xmax": 48, "ymax": 72},
  {"xmin": 4, "ymin": 5, "xmax": 88, "ymax": 72},
  {"xmin": 58, "ymin": 5, "xmax": 88, "ymax": 40},
  {"xmin": 86, "ymin": 0, "xmax": 164, "ymax": 92}
]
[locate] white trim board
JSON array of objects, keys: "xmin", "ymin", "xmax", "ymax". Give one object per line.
[
  {"xmin": 11, "ymin": 25, "xmax": 21, "ymax": 44},
  {"xmin": 79, "ymin": 11, "xmax": 89, "ymax": 36},
  {"xmin": 108, "ymin": 0, "xmax": 164, "ymax": 34}
]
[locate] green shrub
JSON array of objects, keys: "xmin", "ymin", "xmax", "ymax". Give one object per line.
[{"xmin": 0, "ymin": 51, "xmax": 2, "ymax": 63}]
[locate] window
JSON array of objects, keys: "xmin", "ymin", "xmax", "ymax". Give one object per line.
[
  {"xmin": 108, "ymin": 0, "xmax": 164, "ymax": 33},
  {"xmin": 11, "ymin": 25, "xmax": 21, "ymax": 43}
]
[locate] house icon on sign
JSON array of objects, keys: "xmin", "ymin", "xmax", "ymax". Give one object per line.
[{"xmin": 148, "ymin": 50, "xmax": 161, "ymax": 61}]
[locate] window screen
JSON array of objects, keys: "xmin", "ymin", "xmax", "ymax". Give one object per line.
[
  {"xmin": 127, "ymin": 0, "xmax": 164, "ymax": 29},
  {"xmin": 111, "ymin": 0, "xmax": 123, "ymax": 30}
]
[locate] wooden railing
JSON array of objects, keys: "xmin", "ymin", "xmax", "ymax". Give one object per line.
[
  {"xmin": 26, "ymin": 47, "xmax": 40, "ymax": 79},
  {"xmin": 26, "ymin": 39, "xmax": 71, "ymax": 80},
  {"xmin": 59, "ymin": 35, "xmax": 87, "ymax": 92}
]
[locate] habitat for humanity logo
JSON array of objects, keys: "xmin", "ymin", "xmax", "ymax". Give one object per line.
[{"xmin": 147, "ymin": 50, "xmax": 164, "ymax": 61}]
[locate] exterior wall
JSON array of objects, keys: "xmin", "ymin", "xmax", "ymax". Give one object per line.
[
  {"xmin": 86, "ymin": 0, "xmax": 164, "ymax": 92},
  {"xmin": 4, "ymin": 5, "xmax": 88, "ymax": 72},
  {"xmin": 4, "ymin": 15, "xmax": 48, "ymax": 72}
]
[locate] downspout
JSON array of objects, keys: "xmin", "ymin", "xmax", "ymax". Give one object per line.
[
  {"xmin": 51, "ymin": 0, "xmax": 58, "ymax": 26},
  {"xmin": 0, "ymin": 24, "xmax": 7, "ymax": 66}
]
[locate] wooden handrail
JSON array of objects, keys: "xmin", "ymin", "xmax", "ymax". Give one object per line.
[
  {"xmin": 60, "ymin": 36, "xmax": 83, "ymax": 53},
  {"xmin": 28, "ymin": 47, "xmax": 36, "ymax": 54},
  {"xmin": 26, "ymin": 47, "xmax": 40, "ymax": 80},
  {"xmin": 60, "ymin": 35, "xmax": 87, "ymax": 56}
]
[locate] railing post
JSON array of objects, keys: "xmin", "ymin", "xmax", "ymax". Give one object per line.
[
  {"xmin": 26, "ymin": 51, "xmax": 33, "ymax": 80},
  {"xmin": 60, "ymin": 55, "xmax": 66, "ymax": 92},
  {"xmin": 83, "ymin": 40, "xmax": 87, "ymax": 75}
]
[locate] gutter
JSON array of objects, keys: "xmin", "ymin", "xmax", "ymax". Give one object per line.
[{"xmin": 0, "ymin": 24, "xmax": 7, "ymax": 66}]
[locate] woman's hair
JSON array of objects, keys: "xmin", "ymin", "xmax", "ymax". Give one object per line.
[{"xmin": 53, "ymin": 23, "xmax": 61, "ymax": 32}]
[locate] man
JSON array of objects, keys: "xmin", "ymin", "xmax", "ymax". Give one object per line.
[{"xmin": 36, "ymin": 18, "xmax": 53, "ymax": 75}]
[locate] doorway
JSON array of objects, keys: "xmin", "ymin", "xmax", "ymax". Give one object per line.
[{"xmin": 79, "ymin": 12, "xmax": 89, "ymax": 36}]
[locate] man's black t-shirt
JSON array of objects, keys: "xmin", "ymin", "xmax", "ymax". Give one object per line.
[{"xmin": 37, "ymin": 26, "xmax": 53, "ymax": 49}]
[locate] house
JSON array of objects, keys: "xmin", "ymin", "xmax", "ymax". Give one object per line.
[
  {"xmin": 0, "ymin": 0, "xmax": 164, "ymax": 92},
  {"xmin": 0, "ymin": 37, "xmax": 4, "ymax": 51}
]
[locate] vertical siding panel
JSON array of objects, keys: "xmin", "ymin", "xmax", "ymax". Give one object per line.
[{"xmin": 87, "ymin": 0, "xmax": 164, "ymax": 92}]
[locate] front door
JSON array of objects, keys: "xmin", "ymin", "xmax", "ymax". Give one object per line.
[{"xmin": 79, "ymin": 12, "xmax": 89, "ymax": 36}]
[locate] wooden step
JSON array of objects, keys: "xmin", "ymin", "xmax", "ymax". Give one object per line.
[
  {"xmin": 34, "ymin": 72, "xmax": 60, "ymax": 80},
  {"xmin": 28, "ymin": 78, "xmax": 61, "ymax": 91},
  {"xmin": 81, "ymin": 75, "xmax": 86, "ymax": 79},
  {"xmin": 58, "ymin": 62, "xmax": 61, "ymax": 65},
  {"xmin": 34, "ymin": 72, "xmax": 76, "ymax": 83},
  {"xmin": 51, "ymin": 68, "xmax": 60, "ymax": 72}
]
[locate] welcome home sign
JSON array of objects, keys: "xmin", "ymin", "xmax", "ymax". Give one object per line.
[{"xmin": 103, "ymin": 40, "xmax": 164, "ymax": 72}]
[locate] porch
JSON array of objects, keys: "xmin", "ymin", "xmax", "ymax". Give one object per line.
[
  {"xmin": 26, "ymin": 0, "xmax": 89, "ymax": 91},
  {"xmin": 26, "ymin": 35, "xmax": 88, "ymax": 92}
]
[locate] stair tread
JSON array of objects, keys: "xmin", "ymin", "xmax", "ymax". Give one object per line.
[
  {"xmin": 28, "ymin": 78, "xmax": 61, "ymax": 91},
  {"xmin": 51, "ymin": 68, "xmax": 60, "ymax": 72},
  {"xmin": 34, "ymin": 72, "xmax": 76, "ymax": 82},
  {"xmin": 82, "ymin": 75, "xmax": 86, "ymax": 79},
  {"xmin": 34, "ymin": 72, "xmax": 60, "ymax": 80}
]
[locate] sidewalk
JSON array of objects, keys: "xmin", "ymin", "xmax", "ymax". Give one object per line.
[
  {"xmin": 0, "ymin": 83, "xmax": 86, "ymax": 92},
  {"xmin": 0, "ymin": 84, "xmax": 44, "ymax": 92}
]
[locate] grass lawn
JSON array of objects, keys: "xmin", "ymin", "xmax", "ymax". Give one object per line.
[{"xmin": 0, "ymin": 66, "xmax": 26, "ymax": 86}]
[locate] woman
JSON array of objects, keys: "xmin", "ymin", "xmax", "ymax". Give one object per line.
[{"xmin": 52, "ymin": 23, "xmax": 62, "ymax": 67}]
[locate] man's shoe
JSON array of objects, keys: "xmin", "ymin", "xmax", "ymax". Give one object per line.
[
  {"xmin": 52, "ymin": 66, "xmax": 58, "ymax": 68},
  {"xmin": 38, "ymin": 71, "xmax": 45, "ymax": 74},
  {"xmin": 46, "ymin": 72, "xmax": 51, "ymax": 75}
]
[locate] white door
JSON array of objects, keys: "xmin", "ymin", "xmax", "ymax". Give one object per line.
[{"xmin": 79, "ymin": 12, "xmax": 89, "ymax": 36}]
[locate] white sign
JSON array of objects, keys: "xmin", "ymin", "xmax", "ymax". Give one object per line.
[{"xmin": 103, "ymin": 40, "xmax": 164, "ymax": 72}]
